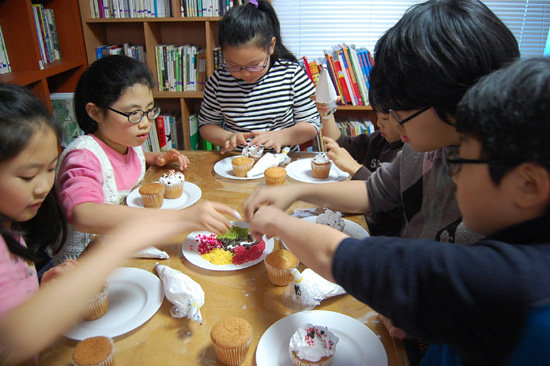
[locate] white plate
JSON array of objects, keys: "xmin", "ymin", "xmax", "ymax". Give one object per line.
[
  {"xmin": 256, "ymin": 310, "xmax": 387, "ymax": 366},
  {"xmin": 213, "ymin": 156, "xmax": 263, "ymax": 180},
  {"xmin": 182, "ymin": 221, "xmax": 274, "ymax": 271},
  {"xmin": 64, "ymin": 267, "xmax": 163, "ymax": 340},
  {"xmin": 281, "ymin": 216, "xmax": 369, "ymax": 250},
  {"xmin": 126, "ymin": 182, "xmax": 202, "ymax": 209},
  {"xmin": 286, "ymin": 158, "xmax": 349, "ymax": 183}
]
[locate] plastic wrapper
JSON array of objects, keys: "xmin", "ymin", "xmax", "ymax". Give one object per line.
[
  {"xmin": 133, "ymin": 246, "xmax": 169, "ymax": 259},
  {"xmin": 282, "ymin": 268, "xmax": 346, "ymax": 311},
  {"xmin": 155, "ymin": 263, "xmax": 205, "ymax": 324},
  {"xmin": 314, "ymin": 65, "xmax": 338, "ymax": 119},
  {"xmin": 247, "ymin": 147, "xmax": 291, "ymax": 177}
]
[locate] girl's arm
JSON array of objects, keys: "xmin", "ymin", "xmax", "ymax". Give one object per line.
[
  {"xmin": 320, "ymin": 112, "xmax": 342, "ymax": 141},
  {"xmin": 0, "ymin": 214, "xmax": 193, "ymax": 365}
]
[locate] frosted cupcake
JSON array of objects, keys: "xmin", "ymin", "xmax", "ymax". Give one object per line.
[
  {"xmin": 211, "ymin": 317, "xmax": 252, "ymax": 365},
  {"xmin": 159, "ymin": 169, "xmax": 185, "ymax": 199},
  {"xmin": 83, "ymin": 283, "xmax": 109, "ymax": 321},
  {"xmin": 264, "ymin": 249, "xmax": 299, "ymax": 286},
  {"xmin": 72, "ymin": 336, "xmax": 114, "ymax": 366},
  {"xmin": 138, "ymin": 182, "xmax": 164, "ymax": 208},
  {"xmin": 232, "ymin": 157, "xmax": 254, "ymax": 177},
  {"xmin": 289, "ymin": 324, "xmax": 339, "ymax": 366},
  {"xmin": 311, "ymin": 153, "xmax": 332, "ymax": 179},
  {"xmin": 264, "ymin": 167, "xmax": 287, "ymax": 186}
]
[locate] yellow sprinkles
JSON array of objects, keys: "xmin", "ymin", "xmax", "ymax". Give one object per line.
[{"xmin": 201, "ymin": 248, "xmax": 234, "ymax": 265}]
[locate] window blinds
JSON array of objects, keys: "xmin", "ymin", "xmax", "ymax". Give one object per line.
[{"xmin": 272, "ymin": 0, "xmax": 550, "ymax": 60}]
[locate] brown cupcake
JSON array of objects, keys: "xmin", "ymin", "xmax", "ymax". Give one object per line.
[
  {"xmin": 231, "ymin": 157, "xmax": 254, "ymax": 177},
  {"xmin": 311, "ymin": 161, "xmax": 332, "ymax": 179},
  {"xmin": 83, "ymin": 283, "xmax": 109, "ymax": 321},
  {"xmin": 211, "ymin": 317, "xmax": 252, "ymax": 365},
  {"xmin": 264, "ymin": 249, "xmax": 300, "ymax": 286},
  {"xmin": 72, "ymin": 336, "xmax": 114, "ymax": 366},
  {"xmin": 264, "ymin": 167, "xmax": 287, "ymax": 186},
  {"xmin": 138, "ymin": 182, "xmax": 165, "ymax": 208}
]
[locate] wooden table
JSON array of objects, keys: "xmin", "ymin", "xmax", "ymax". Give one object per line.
[{"xmin": 39, "ymin": 151, "xmax": 409, "ymax": 366}]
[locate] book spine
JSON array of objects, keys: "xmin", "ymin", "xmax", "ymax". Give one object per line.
[
  {"xmin": 300, "ymin": 56, "xmax": 314, "ymax": 83},
  {"xmin": 349, "ymin": 45, "xmax": 369, "ymax": 106},
  {"xmin": 332, "ymin": 57, "xmax": 351, "ymax": 106},
  {"xmin": 340, "ymin": 45, "xmax": 362, "ymax": 105},
  {"xmin": 189, "ymin": 114, "xmax": 199, "ymax": 150}
]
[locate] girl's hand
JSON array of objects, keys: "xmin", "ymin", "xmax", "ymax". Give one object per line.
[
  {"xmin": 243, "ymin": 185, "xmax": 296, "ymax": 221},
  {"xmin": 221, "ymin": 132, "xmax": 254, "ymax": 154},
  {"xmin": 312, "ymin": 96, "xmax": 342, "ymax": 115},
  {"xmin": 248, "ymin": 205, "xmax": 285, "ymax": 241},
  {"xmin": 40, "ymin": 260, "xmax": 78, "ymax": 287},
  {"xmin": 323, "ymin": 136, "xmax": 361, "ymax": 175},
  {"xmin": 248, "ymin": 130, "xmax": 284, "ymax": 153},
  {"xmin": 155, "ymin": 149, "xmax": 190, "ymax": 170},
  {"xmin": 179, "ymin": 200, "xmax": 239, "ymax": 234}
]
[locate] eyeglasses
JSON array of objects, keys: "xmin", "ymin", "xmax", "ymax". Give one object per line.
[
  {"xmin": 107, "ymin": 106, "xmax": 161, "ymax": 124},
  {"xmin": 446, "ymin": 153, "xmax": 519, "ymax": 176},
  {"xmin": 222, "ymin": 52, "xmax": 269, "ymax": 73},
  {"xmin": 390, "ymin": 107, "xmax": 430, "ymax": 126}
]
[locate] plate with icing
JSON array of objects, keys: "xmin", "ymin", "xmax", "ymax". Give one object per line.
[
  {"xmin": 126, "ymin": 182, "xmax": 202, "ymax": 209},
  {"xmin": 281, "ymin": 216, "xmax": 369, "ymax": 250},
  {"xmin": 256, "ymin": 310, "xmax": 387, "ymax": 366},
  {"xmin": 182, "ymin": 221, "xmax": 274, "ymax": 271},
  {"xmin": 213, "ymin": 156, "xmax": 264, "ymax": 180},
  {"xmin": 286, "ymin": 158, "xmax": 349, "ymax": 183},
  {"xmin": 64, "ymin": 267, "xmax": 163, "ymax": 340}
]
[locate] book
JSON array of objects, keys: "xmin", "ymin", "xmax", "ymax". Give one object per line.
[
  {"xmin": 155, "ymin": 115, "xmax": 168, "ymax": 151},
  {"xmin": 43, "ymin": 9, "xmax": 61, "ymax": 61},
  {"xmin": 50, "ymin": 93, "xmax": 84, "ymax": 147},
  {"xmin": 301, "ymin": 56, "xmax": 314, "ymax": 83},
  {"xmin": 163, "ymin": 115, "xmax": 173, "ymax": 150},
  {"xmin": 188, "ymin": 114, "xmax": 199, "ymax": 150},
  {"xmin": 338, "ymin": 45, "xmax": 362, "ymax": 105},
  {"xmin": 0, "ymin": 26, "xmax": 11, "ymax": 74},
  {"xmin": 31, "ymin": 5, "xmax": 48, "ymax": 66},
  {"xmin": 323, "ymin": 50, "xmax": 345, "ymax": 105},
  {"xmin": 332, "ymin": 57, "xmax": 352, "ymax": 106},
  {"xmin": 348, "ymin": 44, "xmax": 369, "ymax": 106}
]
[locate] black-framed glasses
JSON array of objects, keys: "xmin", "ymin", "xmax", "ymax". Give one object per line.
[
  {"xmin": 107, "ymin": 106, "xmax": 161, "ymax": 124},
  {"xmin": 222, "ymin": 52, "xmax": 269, "ymax": 73},
  {"xmin": 446, "ymin": 154, "xmax": 519, "ymax": 176},
  {"xmin": 390, "ymin": 107, "xmax": 430, "ymax": 126}
]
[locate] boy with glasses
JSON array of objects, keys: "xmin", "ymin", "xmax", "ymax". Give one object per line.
[{"xmin": 246, "ymin": 55, "xmax": 550, "ymax": 366}]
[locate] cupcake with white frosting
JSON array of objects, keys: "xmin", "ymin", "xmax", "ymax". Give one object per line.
[
  {"xmin": 159, "ymin": 169, "xmax": 185, "ymax": 199},
  {"xmin": 289, "ymin": 324, "xmax": 339, "ymax": 366},
  {"xmin": 311, "ymin": 153, "xmax": 332, "ymax": 179}
]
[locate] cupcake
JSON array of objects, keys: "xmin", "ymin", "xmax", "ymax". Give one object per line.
[
  {"xmin": 72, "ymin": 336, "xmax": 114, "ymax": 366},
  {"xmin": 138, "ymin": 182, "xmax": 165, "ymax": 208},
  {"xmin": 83, "ymin": 283, "xmax": 109, "ymax": 321},
  {"xmin": 311, "ymin": 153, "xmax": 332, "ymax": 179},
  {"xmin": 211, "ymin": 317, "xmax": 252, "ymax": 365},
  {"xmin": 289, "ymin": 324, "xmax": 339, "ymax": 366},
  {"xmin": 232, "ymin": 157, "xmax": 254, "ymax": 178},
  {"xmin": 264, "ymin": 249, "xmax": 299, "ymax": 286},
  {"xmin": 264, "ymin": 167, "xmax": 287, "ymax": 186},
  {"xmin": 159, "ymin": 169, "xmax": 185, "ymax": 199}
]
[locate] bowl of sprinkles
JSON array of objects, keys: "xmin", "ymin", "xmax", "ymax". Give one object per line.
[{"xmin": 182, "ymin": 222, "xmax": 274, "ymax": 271}]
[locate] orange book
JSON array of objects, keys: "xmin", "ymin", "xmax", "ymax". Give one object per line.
[{"xmin": 308, "ymin": 60, "xmax": 321, "ymax": 87}]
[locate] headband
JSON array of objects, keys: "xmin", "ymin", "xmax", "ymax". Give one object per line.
[{"xmin": 249, "ymin": 0, "xmax": 259, "ymax": 8}]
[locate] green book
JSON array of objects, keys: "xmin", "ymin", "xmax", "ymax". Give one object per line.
[{"xmin": 188, "ymin": 114, "xmax": 199, "ymax": 150}]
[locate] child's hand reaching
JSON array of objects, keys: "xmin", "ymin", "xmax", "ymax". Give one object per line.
[
  {"xmin": 40, "ymin": 260, "xmax": 78, "ymax": 287},
  {"xmin": 221, "ymin": 132, "xmax": 255, "ymax": 154},
  {"xmin": 248, "ymin": 205, "xmax": 286, "ymax": 241},
  {"xmin": 179, "ymin": 200, "xmax": 240, "ymax": 234},
  {"xmin": 248, "ymin": 130, "xmax": 285, "ymax": 153},
  {"xmin": 323, "ymin": 136, "xmax": 362, "ymax": 176},
  {"xmin": 154, "ymin": 149, "xmax": 190, "ymax": 170}
]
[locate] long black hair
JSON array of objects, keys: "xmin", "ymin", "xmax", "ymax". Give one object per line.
[
  {"xmin": 218, "ymin": 0, "xmax": 296, "ymax": 63},
  {"xmin": 0, "ymin": 83, "xmax": 67, "ymax": 262}
]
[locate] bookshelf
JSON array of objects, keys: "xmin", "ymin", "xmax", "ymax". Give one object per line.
[
  {"xmin": 77, "ymin": 0, "xmax": 221, "ymax": 150},
  {"xmin": 0, "ymin": 0, "xmax": 87, "ymax": 110}
]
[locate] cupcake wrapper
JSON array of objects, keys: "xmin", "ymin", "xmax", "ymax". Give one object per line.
[
  {"xmin": 141, "ymin": 193, "xmax": 164, "ymax": 208},
  {"xmin": 290, "ymin": 351, "xmax": 334, "ymax": 366},
  {"xmin": 72, "ymin": 337, "xmax": 114, "ymax": 366},
  {"xmin": 232, "ymin": 163, "xmax": 254, "ymax": 177},
  {"xmin": 311, "ymin": 162, "xmax": 331, "ymax": 179},
  {"xmin": 83, "ymin": 286, "xmax": 109, "ymax": 321},
  {"xmin": 163, "ymin": 182, "xmax": 184, "ymax": 199},
  {"xmin": 265, "ymin": 176, "xmax": 286, "ymax": 186},
  {"xmin": 213, "ymin": 337, "xmax": 251, "ymax": 366},
  {"xmin": 265, "ymin": 260, "xmax": 298, "ymax": 286}
]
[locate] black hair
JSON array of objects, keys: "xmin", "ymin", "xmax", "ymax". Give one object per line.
[
  {"xmin": 368, "ymin": 0, "xmax": 519, "ymax": 124},
  {"xmin": 218, "ymin": 0, "xmax": 297, "ymax": 63},
  {"xmin": 456, "ymin": 57, "xmax": 550, "ymax": 184},
  {"xmin": 0, "ymin": 83, "xmax": 67, "ymax": 263},
  {"xmin": 74, "ymin": 55, "xmax": 154, "ymax": 133}
]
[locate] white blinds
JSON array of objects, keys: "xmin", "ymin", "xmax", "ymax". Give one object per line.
[{"xmin": 272, "ymin": 0, "xmax": 550, "ymax": 60}]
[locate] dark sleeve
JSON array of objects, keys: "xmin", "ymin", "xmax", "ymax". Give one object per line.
[
  {"xmin": 350, "ymin": 166, "xmax": 373, "ymax": 180},
  {"xmin": 332, "ymin": 236, "xmax": 536, "ymax": 364},
  {"xmin": 336, "ymin": 133, "xmax": 372, "ymax": 165}
]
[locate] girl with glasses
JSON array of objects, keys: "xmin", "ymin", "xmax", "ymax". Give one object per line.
[
  {"xmin": 55, "ymin": 55, "xmax": 239, "ymax": 264},
  {"xmin": 198, "ymin": 0, "xmax": 321, "ymax": 153}
]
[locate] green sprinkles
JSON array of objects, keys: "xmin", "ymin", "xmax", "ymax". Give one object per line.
[{"xmin": 217, "ymin": 226, "xmax": 250, "ymax": 240}]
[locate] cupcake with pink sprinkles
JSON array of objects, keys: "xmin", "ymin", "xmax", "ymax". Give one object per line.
[{"xmin": 159, "ymin": 169, "xmax": 185, "ymax": 199}]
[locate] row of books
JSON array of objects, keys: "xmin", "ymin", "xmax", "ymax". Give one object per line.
[
  {"xmin": 301, "ymin": 44, "xmax": 374, "ymax": 107},
  {"xmin": 187, "ymin": 114, "xmax": 221, "ymax": 151},
  {"xmin": 213, "ymin": 47, "xmax": 225, "ymax": 70},
  {"xmin": 155, "ymin": 44, "xmax": 206, "ymax": 92},
  {"xmin": 180, "ymin": 0, "xmax": 244, "ymax": 17},
  {"xmin": 313, "ymin": 120, "xmax": 375, "ymax": 152},
  {"xmin": 32, "ymin": 4, "xmax": 61, "ymax": 68},
  {"xmin": 142, "ymin": 114, "xmax": 184, "ymax": 152},
  {"xmin": 0, "ymin": 26, "xmax": 11, "ymax": 74},
  {"xmin": 95, "ymin": 43, "xmax": 147, "ymax": 63},
  {"xmin": 89, "ymin": 0, "xmax": 172, "ymax": 18}
]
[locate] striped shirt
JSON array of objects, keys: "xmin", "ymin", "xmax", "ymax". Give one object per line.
[{"xmin": 199, "ymin": 59, "xmax": 321, "ymax": 151}]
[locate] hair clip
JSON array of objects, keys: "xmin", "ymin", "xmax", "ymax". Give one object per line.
[{"xmin": 249, "ymin": 0, "xmax": 259, "ymax": 8}]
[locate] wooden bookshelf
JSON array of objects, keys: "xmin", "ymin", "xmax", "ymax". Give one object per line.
[
  {"xmin": 77, "ymin": 0, "xmax": 220, "ymax": 150},
  {"xmin": 0, "ymin": 0, "xmax": 87, "ymax": 110},
  {"xmin": 336, "ymin": 105, "xmax": 378, "ymax": 126}
]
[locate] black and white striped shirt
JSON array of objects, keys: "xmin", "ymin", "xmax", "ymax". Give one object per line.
[{"xmin": 199, "ymin": 59, "xmax": 321, "ymax": 151}]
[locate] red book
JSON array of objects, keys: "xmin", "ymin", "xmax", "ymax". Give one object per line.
[
  {"xmin": 324, "ymin": 50, "xmax": 346, "ymax": 105},
  {"xmin": 301, "ymin": 56, "xmax": 314, "ymax": 83},
  {"xmin": 156, "ymin": 116, "xmax": 168, "ymax": 151},
  {"xmin": 332, "ymin": 59, "xmax": 352, "ymax": 106},
  {"xmin": 338, "ymin": 46, "xmax": 363, "ymax": 105}
]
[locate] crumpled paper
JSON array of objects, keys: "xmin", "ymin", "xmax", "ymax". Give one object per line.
[
  {"xmin": 282, "ymin": 268, "xmax": 346, "ymax": 311},
  {"xmin": 314, "ymin": 65, "xmax": 338, "ymax": 119},
  {"xmin": 246, "ymin": 147, "xmax": 291, "ymax": 177},
  {"xmin": 155, "ymin": 263, "xmax": 205, "ymax": 324},
  {"xmin": 133, "ymin": 246, "xmax": 169, "ymax": 259}
]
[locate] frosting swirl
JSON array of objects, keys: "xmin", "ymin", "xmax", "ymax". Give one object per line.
[
  {"xmin": 312, "ymin": 152, "xmax": 330, "ymax": 164},
  {"xmin": 159, "ymin": 169, "xmax": 185, "ymax": 185},
  {"xmin": 289, "ymin": 324, "xmax": 339, "ymax": 362}
]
